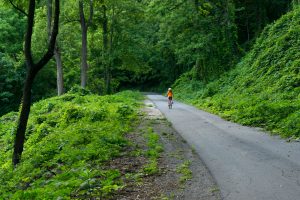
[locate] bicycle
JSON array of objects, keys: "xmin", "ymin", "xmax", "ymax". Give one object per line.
[{"xmin": 168, "ymin": 98, "xmax": 173, "ymax": 109}]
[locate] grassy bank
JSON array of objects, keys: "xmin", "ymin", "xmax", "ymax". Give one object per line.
[
  {"xmin": 0, "ymin": 90, "xmax": 143, "ymax": 199},
  {"xmin": 174, "ymin": 7, "xmax": 300, "ymax": 138}
]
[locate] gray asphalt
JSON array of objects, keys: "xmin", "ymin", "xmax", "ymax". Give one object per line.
[{"xmin": 147, "ymin": 95, "xmax": 300, "ymax": 200}]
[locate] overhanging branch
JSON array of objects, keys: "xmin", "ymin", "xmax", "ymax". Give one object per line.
[{"xmin": 8, "ymin": 0, "xmax": 28, "ymax": 16}]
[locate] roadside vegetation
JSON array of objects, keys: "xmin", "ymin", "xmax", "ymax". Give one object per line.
[
  {"xmin": 0, "ymin": 90, "xmax": 143, "ymax": 199},
  {"xmin": 143, "ymin": 127, "xmax": 163, "ymax": 175},
  {"xmin": 176, "ymin": 160, "xmax": 192, "ymax": 184},
  {"xmin": 174, "ymin": 7, "xmax": 300, "ymax": 139}
]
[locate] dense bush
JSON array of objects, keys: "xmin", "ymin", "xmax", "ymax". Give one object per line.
[
  {"xmin": 0, "ymin": 91, "xmax": 143, "ymax": 199},
  {"xmin": 174, "ymin": 7, "xmax": 300, "ymax": 138}
]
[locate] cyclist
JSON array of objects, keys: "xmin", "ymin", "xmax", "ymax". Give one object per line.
[{"xmin": 167, "ymin": 88, "xmax": 173, "ymax": 109}]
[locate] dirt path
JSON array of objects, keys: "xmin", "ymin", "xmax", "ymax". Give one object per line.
[{"xmin": 147, "ymin": 94, "xmax": 300, "ymax": 200}]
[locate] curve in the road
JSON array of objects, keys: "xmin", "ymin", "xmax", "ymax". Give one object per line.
[{"xmin": 147, "ymin": 95, "xmax": 300, "ymax": 200}]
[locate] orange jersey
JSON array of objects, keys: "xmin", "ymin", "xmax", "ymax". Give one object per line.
[{"xmin": 167, "ymin": 91, "xmax": 173, "ymax": 97}]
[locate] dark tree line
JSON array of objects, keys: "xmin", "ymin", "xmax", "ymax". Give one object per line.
[{"xmin": 234, "ymin": 0, "xmax": 293, "ymax": 48}]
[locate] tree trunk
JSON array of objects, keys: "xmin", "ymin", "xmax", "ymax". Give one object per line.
[
  {"xmin": 102, "ymin": 4, "xmax": 110, "ymax": 94},
  {"xmin": 105, "ymin": 5, "xmax": 115, "ymax": 94},
  {"xmin": 79, "ymin": 0, "xmax": 88, "ymax": 88},
  {"xmin": 194, "ymin": 0, "xmax": 199, "ymax": 9},
  {"xmin": 102, "ymin": 5, "xmax": 108, "ymax": 52},
  {"xmin": 13, "ymin": 0, "xmax": 60, "ymax": 166},
  {"xmin": 12, "ymin": 70, "xmax": 35, "ymax": 165},
  {"xmin": 54, "ymin": 46, "xmax": 64, "ymax": 95},
  {"xmin": 246, "ymin": 16, "xmax": 250, "ymax": 42},
  {"xmin": 48, "ymin": 0, "xmax": 64, "ymax": 95},
  {"xmin": 47, "ymin": 0, "xmax": 52, "ymax": 37},
  {"xmin": 79, "ymin": 0, "xmax": 93, "ymax": 89},
  {"xmin": 80, "ymin": 24, "xmax": 88, "ymax": 88}
]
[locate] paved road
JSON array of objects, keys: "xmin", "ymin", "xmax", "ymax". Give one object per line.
[{"xmin": 147, "ymin": 95, "xmax": 300, "ymax": 200}]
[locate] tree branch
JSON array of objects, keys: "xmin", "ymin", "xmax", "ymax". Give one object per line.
[
  {"xmin": 87, "ymin": 0, "xmax": 93, "ymax": 27},
  {"xmin": 36, "ymin": 0, "xmax": 60, "ymax": 71},
  {"xmin": 24, "ymin": 0, "xmax": 35, "ymax": 68},
  {"xmin": 79, "ymin": 0, "xmax": 86, "ymax": 28},
  {"xmin": 8, "ymin": 0, "xmax": 28, "ymax": 16}
]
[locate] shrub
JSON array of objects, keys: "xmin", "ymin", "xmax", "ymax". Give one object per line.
[{"xmin": 0, "ymin": 91, "xmax": 142, "ymax": 199}]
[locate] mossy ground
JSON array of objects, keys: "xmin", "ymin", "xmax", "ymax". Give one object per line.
[
  {"xmin": 173, "ymin": 7, "xmax": 300, "ymax": 139},
  {"xmin": 0, "ymin": 90, "xmax": 143, "ymax": 199}
]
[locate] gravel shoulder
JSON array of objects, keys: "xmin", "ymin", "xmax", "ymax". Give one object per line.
[
  {"xmin": 144, "ymin": 99, "xmax": 221, "ymax": 200},
  {"xmin": 114, "ymin": 99, "xmax": 221, "ymax": 199}
]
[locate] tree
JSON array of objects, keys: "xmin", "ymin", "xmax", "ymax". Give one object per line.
[
  {"xmin": 101, "ymin": 1, "xmax": 110, "ymax": 94},
  {"xmin": 144, "ymin": 0, "xmax": 237, "ymax": 84},
  {"xmin": 79, "ymin": 0, "xmax": 93, "ymax": 88},
  {"xmin": 13, "ymin": 0, "xmax": 60, "ymax": 166},
  {"xmin": 234, "ymin": 0, "xmax": 292, "ymax": 47},
  {"xmin": 292, "ymin": 0, "xmax": 300, "ymax": 7},
  {"xmin": 47, "ymin": 0, "xmax": 64, "ymax": 95}
]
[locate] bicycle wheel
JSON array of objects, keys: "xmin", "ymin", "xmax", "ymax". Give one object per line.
[{"xmin": 168, "ymin": 99, "xmax": 172, "ymax": 109}]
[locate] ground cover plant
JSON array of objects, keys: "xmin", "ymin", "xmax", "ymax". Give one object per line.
[
  {"xmin": 0, "ymin": 90, "xmax": 143, "ymax": 199},
  {"xmin": 173, "ymin": 7, "xmax": 300, "ymax": 138}
]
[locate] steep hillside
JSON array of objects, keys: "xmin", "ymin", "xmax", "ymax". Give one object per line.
[
  {"xmin": 174, "ymin": 7, "xmax": 300, "ymax": 138},
  {"xmin": 0, "ymin": 90, "xmax": 143, "ymax": 199}
]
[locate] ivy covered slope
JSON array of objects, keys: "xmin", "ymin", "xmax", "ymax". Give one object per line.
[
  {"xmin": 174, "ymin": 7, "xmax": 300, "ymax": 138},
  {"xmin": 0, "ymin": 90, "xmax": 142, "ymax": 199}
]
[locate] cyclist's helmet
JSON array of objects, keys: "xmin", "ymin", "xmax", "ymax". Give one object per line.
[{"xmin": 168, "ymin": 88, "xmax": 172, "ymax": 90}]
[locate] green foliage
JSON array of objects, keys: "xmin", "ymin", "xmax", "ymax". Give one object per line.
[
  {"xmin": 1, "ymin": 0, "xmax": 294, "ymax": 116},
  {"xmin": 234, "ymin": 0, "xmax": 292, "ymax": 49},
  {"xmin": 142, "ymin": 126, "xmax": 163, "ymax": 175},
  {"xmin": 176, "ymin": 160, "xmax": 192, "ymax": 184},
  {"xmin": 0, "ymin": 91, "xmax": 142, "ymax": 199},
  {"xmin": 68, "ymin": 85, "xmax": 92, "ymax": 96},
  {"xmin": 0, "ymin": 7, "xmax": 26, "ymax": 116},
  {"xmin": 145, "ymin": 0, "xmax": 238, "ymax": 88},
  {"xmin": 0, "ymin": 7, "xmax": 25, "ymax": 54},
  {"xmin": 174, "ymin": 7, "xmax": 300, "ymax": 138}
]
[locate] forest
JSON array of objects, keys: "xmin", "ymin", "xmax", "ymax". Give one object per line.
[
  {"xmin": 0, "ymin": 0, "xmax": 299, "ymax": 199},
  {"xmin": 1, "ymin": 0, "xmax": 297, "ymax": 115}
]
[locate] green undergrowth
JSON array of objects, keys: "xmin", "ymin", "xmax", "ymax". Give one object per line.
[
  {"xmin": 176, "ymin": 160, "xmax": 192, "ymax": 184},
  {"xmin": 0, "ymin": 90, "xmax": 143, "ymax": 199},
  {"xmin": 174, "ymin": 7, "xmax": 300, "ymax": 138},
  {"xmin": 142, "ymin": 127, "xmax": 163, "ymax": 175}
]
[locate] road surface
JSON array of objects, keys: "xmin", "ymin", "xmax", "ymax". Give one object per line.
[{"xmin": 147, "ymin": 94, "xmax": 300, "ymax": 200}]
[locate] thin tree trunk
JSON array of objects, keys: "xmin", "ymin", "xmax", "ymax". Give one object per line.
[
  {"xmin": 195, "ymin": 58, "xmax": 200, "ymax": 80},
  {"xmin": 194, "ymin": 0, "xmax": 199, "ymax": 8},
  {"xmin": 48, "ymin": 0, "xmax": 64, "ymax": 95},
  {"xmin": 103, "ymin": 5, "xmax": 108, "ymax": 52},
  {"xmin": 79, "ymin": 0, "xmax": 88, "ymax": 88},
  {"xmin": 47, "ymin": 0, "xmax": 52, "ymax": 37},
  {"xmin": 13, "ymin": 0, "xmax": 60, "ymax": 166},
  {"xmin": 80, "ymin": 24, "xmax": 88, "ymax": 88},
  {"xmin": 54, "ymin": 46, "xmax": 64, "ymax": 95},
  {"xmin": 13, "ymin": 70, "xmax": 34, "ymax": 165},
  {"xmin": 246, "ymin": 16, "xmax": 250, "ymax": 42},
  {"xmin": 79, "ymin": 0, "xmax": 93, "ymax": 89},
  {"xmin": 102, "ymin": 4, "xmax": 110, "ymax": 94},
  {"xmin": 105, "ymin": 5, "xmax": 115, "ymax": 94}
]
